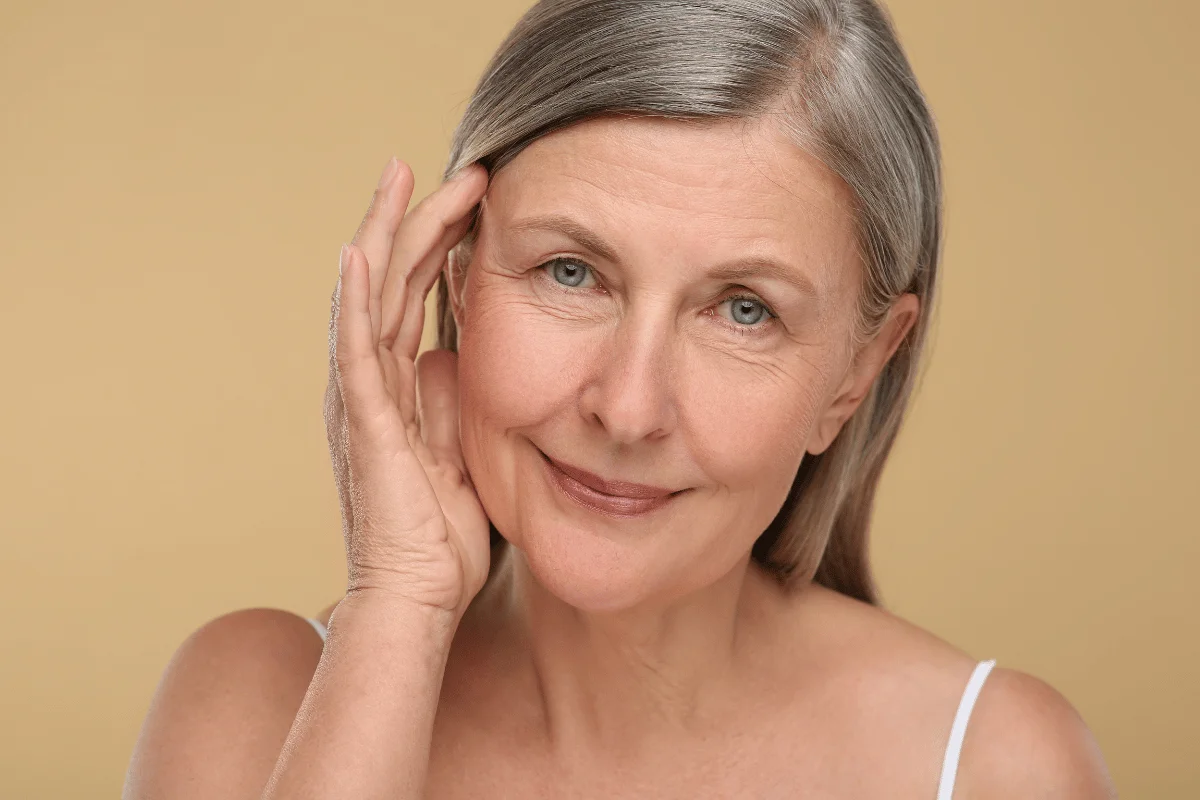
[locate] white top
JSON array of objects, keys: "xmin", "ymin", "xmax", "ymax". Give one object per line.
[
  {"xmin": 303, "ymin": 617, "xmax": 994, "ymax": 798},
  {"xmin": 305, "ymin": 616, "xmax": 328, "ymax": 642},
  {"xmin": 937, "ymin": 658, "xmax": 997, "ymax": 799}
]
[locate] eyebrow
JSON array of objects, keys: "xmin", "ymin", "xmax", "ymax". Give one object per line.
[
  {"xmin": 506, "ymin": 213, "xmax": 821, "ymax": 300},
  {"xmin": 508, "ymin": 214, "xmax": 620, "ymax": 264}
]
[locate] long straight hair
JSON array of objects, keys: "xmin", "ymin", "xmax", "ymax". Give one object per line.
[{"xmin": 435, "ymin": 0, "xmax": 942, "ymax": 604}]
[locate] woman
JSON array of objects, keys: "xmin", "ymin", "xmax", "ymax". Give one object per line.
[{"xmin": 125, "ymin": 0, "xmax": 1116, "ymax": 797}]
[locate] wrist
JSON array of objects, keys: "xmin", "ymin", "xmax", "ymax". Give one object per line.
[{"xmin": 331, "ymin": 589, "xmax": 461, "ymax": 650}]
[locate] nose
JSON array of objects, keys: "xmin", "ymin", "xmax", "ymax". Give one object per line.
[{"xmin": 577, "ymin": 310, "xmax": 679, "ymax": 445}]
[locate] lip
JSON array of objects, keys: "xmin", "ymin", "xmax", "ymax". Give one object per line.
[{"xmin": 538, "ymin": 449, "xmax": 684, "ymax": 517}]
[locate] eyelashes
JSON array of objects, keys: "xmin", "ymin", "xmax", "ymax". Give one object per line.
[
  {"xmin": 544, "ymin": 256, "xmax": 598, "ymax": 291},
  {"xmin": 715, "ymin": 294, "xmax": 776, "ymax": 332},
  {"xmin": 535, "ymin": 256, "xmax": 777, "ymax": 337}
]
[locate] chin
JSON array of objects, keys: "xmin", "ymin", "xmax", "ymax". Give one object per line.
[{"xmin": 509, "ymin": 516, "xmax": 663, "ymax": 612}]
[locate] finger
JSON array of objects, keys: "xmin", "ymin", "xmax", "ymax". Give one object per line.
[
  {"xmin": 415, "ymin": 348, "xmax": 465, "ymax": 474},
  {"xmin": 380, "ymin": 166, "xmax": 485, "ymax": 348},
  {"xmin": 351, "ymin": 157, "xmax": 416, "ymax": 342},
  {"xmin": 333, "ymin": 243, "xmax": 391, "ymax": 423},
  {"xmin": 323, "ymin": 376, "xmax": 355, "ymax": 536},
  {"xmin": 327, "ymin": 272, "xmax": 342, "ymax": 366},
  {"xmin": 394, "ymin": 216, "xmax": 471, "ymax": 360},
  {"xmin": 379, "ymin": 164, "xmax": 488, "ymax": 349}
]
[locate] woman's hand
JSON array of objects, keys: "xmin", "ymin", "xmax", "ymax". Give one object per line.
[{"xmin": 323, "ymin": 157, "xmax": 491, "ymax": 622}]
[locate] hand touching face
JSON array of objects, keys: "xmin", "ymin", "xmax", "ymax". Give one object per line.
[
  {"xmin": 324, "ymin": 158, "xmax": 493, "ymax": 619},
  {"xmin": 446, "ymin": 115, "xmax": 912, "ymax": 611}
]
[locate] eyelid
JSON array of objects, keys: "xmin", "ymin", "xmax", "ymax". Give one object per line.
[
  {"xmin": 537, "ymin": 255, "xmax": 605, "ymax": 293},
  {"xmin": 536, "ymin": 259, "xmax": 777, "ymax": 337},
  {"xmin": 712, "ymin": 292, "xmax": 777, "ymax": 337},
  {"xmin": 723, "ymin": 291, "xmax": 775, "ymax": 317}
]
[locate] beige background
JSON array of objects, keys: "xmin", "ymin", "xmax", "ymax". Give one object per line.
[{"xmin": 1, "ymin": 0, "xmax": 1196, "ymax": 796}]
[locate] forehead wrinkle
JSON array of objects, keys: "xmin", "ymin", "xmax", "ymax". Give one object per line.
[
  {"xmin": 507, "ymin": 114, "xmax": 851, "ymax": 219},
  {"xmin": 528, "ymin": 128, "xmax": 800, "ymax": 214},
  {"xmin": 578, "ymin": 118, "xmax": 754, "ymax": 181},
  {"xmin": 542, "ymin": 165, "xmax": 745, "ymax": 222},
  {"xmin": 503, "ymin": 166, "xmax": 820, "ymax": 260},
  {"xmin": 521, "ymin": 148, "xmax": 845, "ymax": 258}
]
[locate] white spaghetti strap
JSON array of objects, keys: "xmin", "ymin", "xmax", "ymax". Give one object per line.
[
  {"xmin": 936, "ymin": 659, "xmax": 997, "ymax": 800},
  {"xmin": 305, "ymin": 616, "xmax": 329, "ymax": 644}
]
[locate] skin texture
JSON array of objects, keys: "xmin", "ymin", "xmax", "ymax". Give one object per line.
[
  {"xmin": 441, "ymin": 114, "xmax": 916, "ymax": 751},
  {"xmin": 123, "ymin": 116, "xmax": 1117, "ymax": 799},
  {"xmin": 453, "ymin": 115, "xmax": 887, "ymax": 617}
]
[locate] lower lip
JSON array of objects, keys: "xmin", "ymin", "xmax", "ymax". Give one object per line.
[{"xmin": 539, "ymin": 451, "xmax": 681, "ymax": 518}]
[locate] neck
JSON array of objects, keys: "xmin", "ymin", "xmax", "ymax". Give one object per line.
[{"xmin": 470, "ymin": 542, "xmax": 778, "ymax": 760}]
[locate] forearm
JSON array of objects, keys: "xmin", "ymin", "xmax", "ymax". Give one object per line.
[{"xmin": 262, "ymin": 593, "xmax": 458, "ymax": 800}]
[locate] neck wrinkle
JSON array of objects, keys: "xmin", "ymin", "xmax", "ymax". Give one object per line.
[{"xmin": 485, "ymin": 542, "xmax": 768, "ymax": 762}]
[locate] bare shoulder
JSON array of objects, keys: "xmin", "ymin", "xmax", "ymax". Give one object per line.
[
  {"xmin": 773, "ymin": 581, "xmax": 982, "ymax": 686},
  {"xmin": 954, "ymin": 667, "xmax": 1117, "ymax": 799},
  {"xmin": 766, "ymin": 583, "xmax": 1114, "ymax": 797},
  {"xmin": 123, "ymin": 607, "xmax": 329, "ymax": 800}
]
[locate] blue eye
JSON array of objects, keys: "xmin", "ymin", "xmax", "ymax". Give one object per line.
[
  {"xmin": 544, "ymin": 257, "xmax": 595, "ymax": 289},
  {"xmin": 721, "ymin": 295, "xmax": 773, "ymax": 327}
]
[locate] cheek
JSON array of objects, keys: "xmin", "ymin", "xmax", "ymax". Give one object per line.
[
  {"xmin": 454, "ymin": 282, "xmax": 601, "ymax": 520},
  {"xmin": 455, "ymin": 263, "xmax": 620, "ymax": 422},
  {"xmin": 680, "ymin": 350, "xmax": 826, "ymax": 496},
  {"xmin": 457, "ymin": 289, "xmax": 584, "ymax": 427},
  {"xmin": 673, "ymin": 363, "xmax": 822, "ymax": 575}
]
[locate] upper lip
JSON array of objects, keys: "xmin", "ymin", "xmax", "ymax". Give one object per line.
[{"xmin": 541, "ymin": 451, "xmax": 679, "ymax": 499}]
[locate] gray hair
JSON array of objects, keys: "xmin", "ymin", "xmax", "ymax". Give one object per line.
[{"xmin": 436, "ymin": 0, "xmax": 942, "ymax": 604}]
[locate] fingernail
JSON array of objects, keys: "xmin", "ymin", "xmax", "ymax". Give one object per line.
[
  {"xmin": 339, "ymin": 243, "xmax": 350, "ymax": 276},
  {"xmin": 377, "ymin": 157, "xmax": 399, "ymax": 190}
]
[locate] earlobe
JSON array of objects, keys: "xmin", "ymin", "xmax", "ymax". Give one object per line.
[
  {"xmin": 806, "ymin": 368, "xmax": 857, "ymax": 455},
  {"xmin": 806, "ymin": 415, "xmax": 841, "ymax": 456}
]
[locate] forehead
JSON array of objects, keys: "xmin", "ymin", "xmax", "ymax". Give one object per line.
[{"xmin": 483, "ymin": 115, "xmax": 859, "ymax": 293}]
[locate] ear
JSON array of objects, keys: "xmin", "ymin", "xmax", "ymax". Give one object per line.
[{"xmin": 806, "ymin": 293, "xmax": 920, "ymax": 456}]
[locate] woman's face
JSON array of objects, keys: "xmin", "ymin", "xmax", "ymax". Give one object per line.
[{"xmin": 451, "ymin": 115, "xmax": 881, "ymax": 611}]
